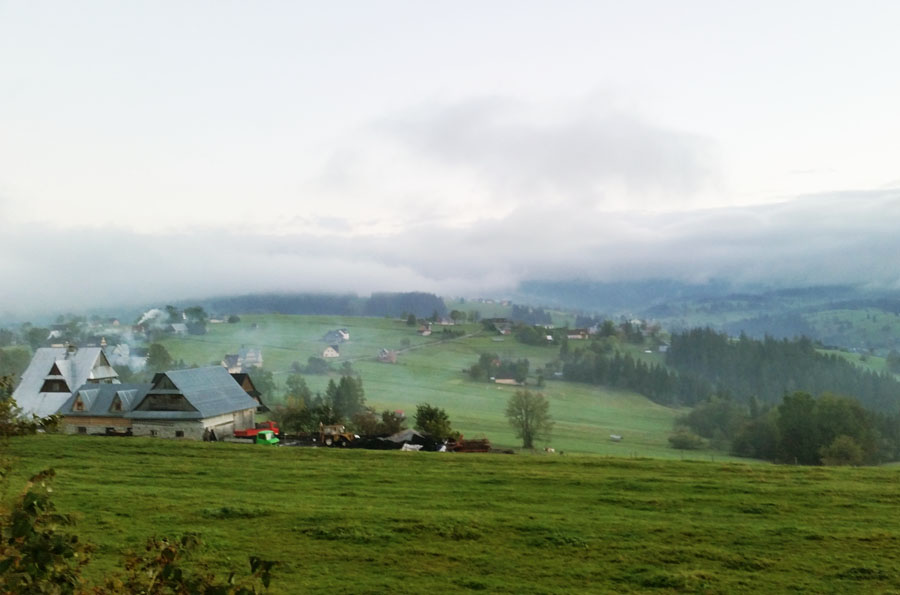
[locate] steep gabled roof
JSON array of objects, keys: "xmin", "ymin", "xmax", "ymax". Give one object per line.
[
  {"xmin": 12, "ymin": 347, "xmax": 120, "ymax": 417},
  {"xmin": 130, "ymin": 366, "xmax": 258, "ymax": 420}
]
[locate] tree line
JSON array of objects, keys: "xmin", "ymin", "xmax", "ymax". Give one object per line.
[
  {"xmin": 665, "ymin": 328, "xmax": 900, "ymax": 412},
  {"xmin": 674, "ymin": 391, "xmax": 900, "ymax": 465}
]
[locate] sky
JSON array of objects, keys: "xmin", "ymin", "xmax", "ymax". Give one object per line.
[{"xmin": 2, "ymin": 1, "xmax": 900, "ymax": 317}]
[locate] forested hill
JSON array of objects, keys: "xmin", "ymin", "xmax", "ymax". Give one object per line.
[
  {"xmin": 195, "ymin": 292, "xmax": 447, "ymax": 319},
  {"xmin": 666, "ymin": 329, "xmax": 900, "ymax": 413}
]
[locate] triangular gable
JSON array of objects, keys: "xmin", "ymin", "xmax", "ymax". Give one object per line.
[
  {"xmin": 48, "ymin": 362, "xmax": 63, "ymax": 376},
  {"xmin": 152, "ymin": 375, "xmax": 177, "ymax": 391},
  {"xmin": 95, "ymin": 350, "xmax": 111, "ymax": 369},
  {"xmin": 110, "ymin": 394, "xmax": 124, "ymax": 412}
]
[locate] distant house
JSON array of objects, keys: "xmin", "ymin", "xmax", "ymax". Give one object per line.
[
  {"xmin": 60, "ymin": 383, "xmax": 149, "ymax": 435},
  {"xmin": 322, "ymin": 329, "xmax": 350, "ymax": 343},
  {"xmin": 166, "ymin": 323, "xmax": 188, "ymax": 335},
  {"xmin": 128, "ymin": 367, "xmax": 258, "ymax": 440},
  {"xmin": 323, "ymin": 345, "xmax": 340, "ymax": 358},
  {"xmin": 378, "ymin": 348, "xmax": 398, "ymax": 364},
  {"xmin": 12, "ymin": 346, "xmax": 120, "ymax": 418},
  {"xmin": 417, "ymin": 324, "xmax": 432, "ymax": 336},
  {"xmin": 221, "ymin": 347, "xmax": 263, "ymax": 373},
  {"xmin": 221, "ymin": 354, "xmax": 241, "ymax": 373},
  {"xmin": 238, "ymin": 347, "xmax": 263, "ymax": 368},
  {"xmin": 566, "ymin": 329, "xmax": 589, "ymax": 340}
]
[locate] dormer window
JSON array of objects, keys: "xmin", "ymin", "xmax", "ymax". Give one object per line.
[
  {"xmin": 112, "ymin": 397, "xmax": 122, "ymax": 412},
  {"xmin": 74, "ymin": 397, "xmax": 85, "ymax": 411}
]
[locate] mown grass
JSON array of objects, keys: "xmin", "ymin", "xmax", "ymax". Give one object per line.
[
  {"xmin": 6, "ymin": 435, "xmax": 900, "ymax": 593},
  {"xmin": 156, "ymin": 315, "xmax": 688, "ymax": 457}
]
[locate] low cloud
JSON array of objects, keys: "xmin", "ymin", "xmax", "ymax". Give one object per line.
[
  {"xmin": 2, "ymin": 189, "xmax": 899, "ymax": 319},
  {"xmin": 377, "ymin": 97, "xmax": 720, "ymax": 210}
]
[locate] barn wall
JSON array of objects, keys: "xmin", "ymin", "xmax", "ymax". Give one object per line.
[
  {"xmin": 131, "ymin": 409, "xmax": 256, "ymax": 440},
  {"xmin": 63, "ymin": 416, "xmax": 130, "ymax": 435}
]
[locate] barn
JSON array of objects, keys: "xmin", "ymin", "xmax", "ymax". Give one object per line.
[{"xmin": 128, "ymin": 366, "xmax": 259, "ymax": 440}]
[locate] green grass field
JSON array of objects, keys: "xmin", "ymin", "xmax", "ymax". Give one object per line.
[
  {"xmin": 156, "ymin": 315, "xmax": 688, "ymax": 457},
  {"xmin": 6, "ymin": 435, "xmax": 900, "ymax": 593}
]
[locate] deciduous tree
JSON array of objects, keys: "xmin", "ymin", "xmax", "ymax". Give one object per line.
[{"xmin": 505, "ymin": 390, "xmax": 553, "ymax": 449}]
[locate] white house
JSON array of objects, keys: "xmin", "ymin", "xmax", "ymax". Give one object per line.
[{"xmin": 12, "ymin": 346, "xmax": 120, "ymax": 418}]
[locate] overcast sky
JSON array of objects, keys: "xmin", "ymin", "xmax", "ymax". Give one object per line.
[{"xmin": 2, "ymin": 1, "xmax": 900, "ymax": 317}]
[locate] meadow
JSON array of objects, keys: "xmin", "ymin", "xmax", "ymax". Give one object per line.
[
  {"xmin": 156, "ymin": 315, "xmax": 685, "ymax": 457},
  {"xmin": 6, "ymin": 435, "xmax": 900, "ymax": 593}
]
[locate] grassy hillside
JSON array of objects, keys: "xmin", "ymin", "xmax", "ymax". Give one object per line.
[
  {"xmin": 6, "ymin": 435, "xmax": 900, "ymax": 593},
  {"xmin": 155, "ymin": 315, "xmax": 685, "ymax": 457}
]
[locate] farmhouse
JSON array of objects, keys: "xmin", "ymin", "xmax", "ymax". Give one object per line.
[
  {"xmin": 323, "ymin": 345, "xmax": 340, "ymax": 358},
  {"xmin": 323, "ymin": 329, "xmax": 350, "ymax": 342},
  {"xmin": 166, "ymin": 323, "xmax": 188, "ymax": 335},
  {"xmin": 378, "ymin": 348, "xmax": 398, "ymax": 363},
  {"xmin": 60, "ymin": 383, "xmax": 149, "ymax": 435},
  {"xmin": 128, "ymin": 366, "xmax": 258, "ymax": 440},
  {"xmin": 221, "ymin": 347, "xmax": 263, "ymax": 373},
  {"xmin": 12, "ymin": 346, "xmax": 120, "ymax": 418}
]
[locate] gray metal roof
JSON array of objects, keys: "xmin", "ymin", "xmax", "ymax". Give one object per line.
[
  {"xmin": 130, "ymin": 366, "xmax": 258, "ymax": 420},
  {"xmin": 11, "ymin": 347, "xmax": 120, "ymax": 417},
  {"xmin": 61, "ymin": 383, "xmax": 151, "ymax": 417}
]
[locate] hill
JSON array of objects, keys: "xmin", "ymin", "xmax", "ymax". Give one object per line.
[
  {"xmin": 6, "ymin": 435, "xmax": 900, "ymax": 593},
  {"xmin": 154, "ymin": 314, "xmax": 683, "ymax": 456}
]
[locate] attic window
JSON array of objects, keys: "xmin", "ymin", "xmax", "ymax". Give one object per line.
[
  {"xmin": 40, "ymin": 379, "xmax": 70, "ymax": 393},
  {"xmin": 74, "ymin": 398, "xmax": 84, "ymax": 411},
  {"xmin": 112, "ymin": 398, "xmax": 122, "ymax": 412}
]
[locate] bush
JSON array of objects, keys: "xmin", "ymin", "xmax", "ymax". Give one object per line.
[{"xmin": 668, "ymin": 429, "xmax": 705, "ymax": 450}]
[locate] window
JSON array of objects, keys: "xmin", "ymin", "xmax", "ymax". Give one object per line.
[
  {"xmin": 77, "ymin": 427, "xmax": 86, "ymax": 434},
  {"xmin": 150, "ymin": 430, "xmax": 158, "ymax": 437},
  {"xmin": 74, "ymin": 399, "xmax": 84, "ymax": 411},
  {"xmin": 175, "ymin": 430, "xmax": 184, "ymax": 438}
]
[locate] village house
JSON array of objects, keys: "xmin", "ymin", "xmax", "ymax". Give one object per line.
[
  {"xmin": 322, "ymin": 345, "xmax": 340, "ymax": 358},
  {"xmin": 322, "ymin": 329, "xmax": 350, "ymax": 343},
  {"xmin": 60, "ymin": 383, "xmax": 149, "ymax": 435},
  {"xmin": 128, "ymin": 366, "xmax": 258, "ymax": 440},
  {"xmin": 378, "ymin": 348, "xmax": 398, "ymax": 364},
  {"xmin": 238, "ymin": 347, "xmax": 263, "ymax": 368},
  {"xmin": 12, "ymin": 346, "xmax": 120, "ymax": 418},
  {"xmin": 221, "ymin": 347, "xmax": 263, "ymax": 373}
]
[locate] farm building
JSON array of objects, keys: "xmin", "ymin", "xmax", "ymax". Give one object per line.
[
  {"xmin": 221, "ymin": 354, "xmax": 241, "ymax": 373},
  {"xmin": 60, "ymin": 383, "xmax": 149, "ymax": 435},
  {"xmin": 322, "ymin": 329, "xmax": 350, "ymax": 343},
  {"xmin": 128, "ymin": 366, "xmax": 259, "ymax": 440},
  {"xmin": 221, "ymin": 347, "xmax": 263, "ymax": 373},
  {"xmin": 323, "ymin": 345, "xmax": 340, "ymax": 358},
  {"xmin": 378, "ymin": 348, "xmax": 398, "ymax": 363},
  {"xmin": 230, "ymin": 372, "xmax": 268, "ymax": 412},
  {"xmin": 12, "ymin": 346, "xmax": 120, "ymax": 418}
]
